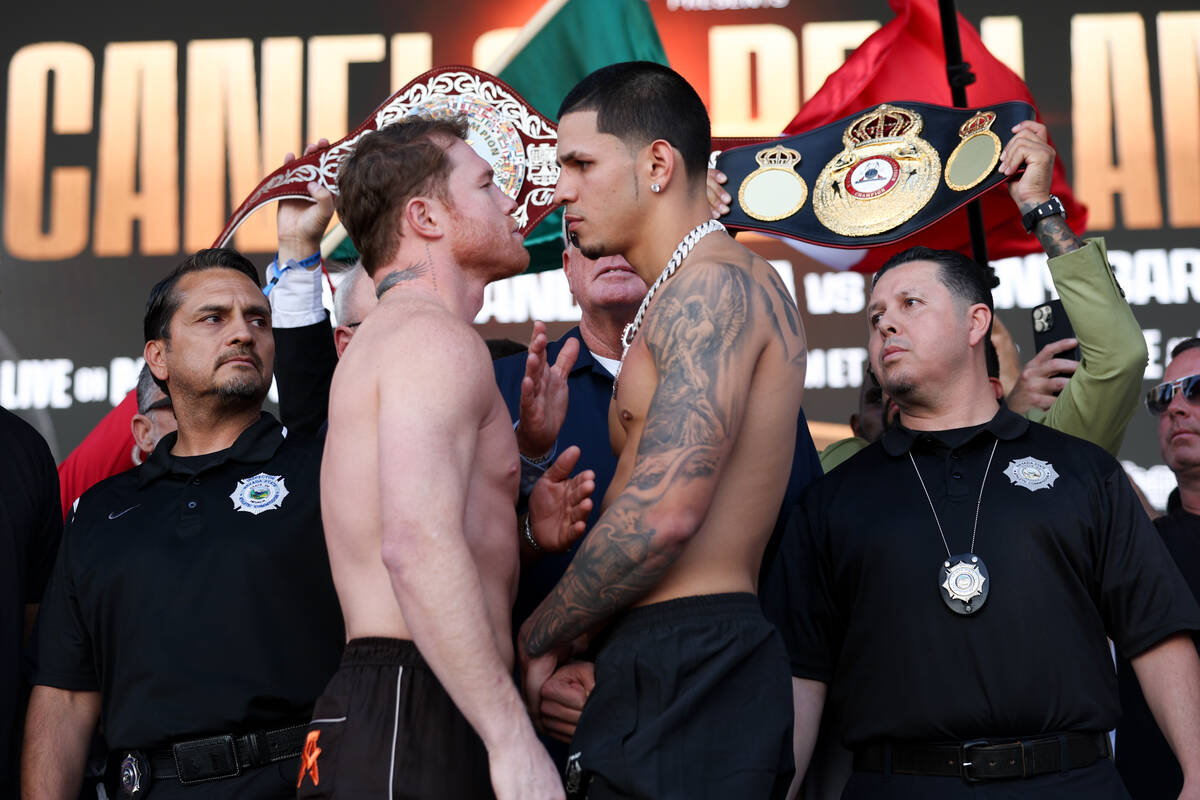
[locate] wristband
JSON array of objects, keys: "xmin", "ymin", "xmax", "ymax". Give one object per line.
[{"xmin": 263, "ymin": 251, "xmax": 322, "ymax": 296}]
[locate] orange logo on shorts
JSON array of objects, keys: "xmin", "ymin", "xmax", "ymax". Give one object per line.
[{"xmin": 297, "ymin": 730, "xmax": 322, "ymax": 787}]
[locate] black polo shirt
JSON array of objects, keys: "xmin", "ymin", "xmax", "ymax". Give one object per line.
[
  {"xmin": 762, "ymin": 406, "xmax": 1200, "ymax": 747},
  {"xmin": 0, "ymin": 408, "xmax": 61, "ymax": 794},
  {"xmin": 31, "ymin": 413, "xmax": 343, "ymax": 750}
]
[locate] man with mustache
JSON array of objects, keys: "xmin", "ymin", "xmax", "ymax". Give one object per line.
[{"xmin": 24, "ymin": 249, "xmax": 344, "ymax": 799}]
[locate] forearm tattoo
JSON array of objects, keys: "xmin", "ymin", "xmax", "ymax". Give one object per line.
[
  {"xmin": 523, "ymin": 262, "xmax": 758, "ymax": 655},
  {"xmin": 1021, "ymin": 200, "xmax": 1084, "ymax": 258}
]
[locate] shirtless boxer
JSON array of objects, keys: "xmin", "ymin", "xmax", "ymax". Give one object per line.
[
  {"xmin": 518, "ymin": 62, "xmax": 806, "ymax": 798},
  {"xmin": 304, "ymin": 116, "xmax": 584, "ymax": 800}
]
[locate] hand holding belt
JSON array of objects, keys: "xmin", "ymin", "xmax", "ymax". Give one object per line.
[
  {"xmin": 712, "ymin": 101, "xmax": 1035, "ymax": 248},
  {"xmin": 213, "ymin": 66, "xmax": 560, "ymax": 249}
]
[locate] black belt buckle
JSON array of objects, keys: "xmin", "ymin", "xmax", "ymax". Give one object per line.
[
  {"xmin": 118, "ymin": 750, "xmax": 152, "ymax": 797},
  {"xmin": 174, "ymin": 733, "xmax": 240, "ymax": 784},
  {"xmin": 958, "ymin": 739, "xmax": 991, "ymax": 783}
]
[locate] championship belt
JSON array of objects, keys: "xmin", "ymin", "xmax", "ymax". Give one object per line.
[
  {"xmin": 714, "ymin": 101, "xmax": 1035, "ymax": 248},
  {"xmin": 212, "ymin": 66, "xmax": 560, "ymax": 248}
]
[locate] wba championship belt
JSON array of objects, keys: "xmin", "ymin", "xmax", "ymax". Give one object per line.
[
  {"xmin": 714, "ymin": 101, "xmax": 1035, "ymax": 248},
  {"xmin": 213, "ymin": 66, "xmax": 560, "ymax": 247}
]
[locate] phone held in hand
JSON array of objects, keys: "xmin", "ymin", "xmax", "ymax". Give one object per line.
[{"xmin": 1031, "ymin": 299, "xmax": 1081, "ymax": 363}]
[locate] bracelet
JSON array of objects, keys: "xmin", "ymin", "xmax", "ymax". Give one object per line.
[{"xmin": 523, "ymin": 515, "xmax": 543, "ymax": 553}]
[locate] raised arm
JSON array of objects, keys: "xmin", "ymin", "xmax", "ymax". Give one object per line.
[
  {"xmin": 520, "ymin": 262, "xmax": 760, "ymax": 657},
  {"xmin": 270, "ymin": 141, "xmax": 338, "ymax": 436},
  {"xmin": 1000, "ymin": 121, "xmax": 1147, "ymax": 455},
  {"xmin": 376, "ymin": 320, "xmax": 560, "ymax": 800}
]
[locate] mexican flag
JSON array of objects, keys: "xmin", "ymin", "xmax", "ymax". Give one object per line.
[{"xmin": 330, "ymin": 0, "xmax": 668, "ymax": 271}]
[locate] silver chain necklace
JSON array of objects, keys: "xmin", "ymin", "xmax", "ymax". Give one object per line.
[
  {"xmin": 613, "ymin": 219, "xmax": 725, "ymax": 390},
  {"xmin": 908, "ymin": 438, "xmax": 998, "ymax": 615}
]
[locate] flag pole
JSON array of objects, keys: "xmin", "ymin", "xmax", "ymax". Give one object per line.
[{"xmin": 937, "ymin": 0, "xmax": 990, "ymax": 267}]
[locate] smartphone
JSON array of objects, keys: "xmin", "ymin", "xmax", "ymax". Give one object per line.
[{"xmin": 1031, "ymin": 299, "xmax": 1081, "ymax": 363}]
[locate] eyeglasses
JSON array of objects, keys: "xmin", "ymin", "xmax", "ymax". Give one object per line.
[{"xmin": 1146, "ymin": 374, "xmax": 1200, "ymax": 415}]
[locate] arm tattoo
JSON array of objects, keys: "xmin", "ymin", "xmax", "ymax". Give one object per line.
[
  {"xmin": 376, "ymin": 256, "xmax": 430, "ymax": 298},
  {"xmin": 1021, "ymin": 200, "xmax": 1084, "ymax": 258},
  {"xmin": 523, "ymin": 263, "xmax": 755, "ymax": 655}
]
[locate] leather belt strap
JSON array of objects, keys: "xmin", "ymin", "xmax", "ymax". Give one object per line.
[
  {"xmin": 853, "ymin": 732, "xmax": 1110, "ymax": 782},
  {"xmin": 143, "ymin": 723, "xmax": 308, "ymax": 783}
]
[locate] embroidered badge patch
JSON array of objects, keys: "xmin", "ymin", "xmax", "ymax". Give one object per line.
[
  {"xmin": 229, "ymin": 473, "xmax": 289, "ymax": 514},
  {"xmin": 1003, "ymin": 457, "xmax": 1059, "ymax": 492}
]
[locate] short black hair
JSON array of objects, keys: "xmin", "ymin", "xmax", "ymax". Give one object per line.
[
  {"xmin": 143, "ymin": 249, "xmax": 261, "ymax": 394},
  {"xmin": 558, "ymin": 61, "xmax": 710, "ymax": 187},
  {"xmin": 872, "ymin": 246, "xmax": 999, "ymax": 311},
  {"xmin": 143, "ymin": 248, "xmax": 260, "ymax": 344},
  {"xmin": 1171, "ymin": 337, "xmax": 1200, "ymax": 361}
]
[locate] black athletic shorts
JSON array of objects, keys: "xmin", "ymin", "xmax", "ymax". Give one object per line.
[
  {"xmin": 296, "ymin": 637, "xmax": 494, "ymax": 799},
  {"xmin": 567, "ymin": 593, "xmax": 794, "ymax": 800}
]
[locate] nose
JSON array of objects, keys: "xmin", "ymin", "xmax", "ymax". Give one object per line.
[
  {"xmin": 1168, "ymin": 386, "xmax": 1192, "ymax": 417},
  {"xmin": 226, "ymin": 313, "xmax": 256, "ymax": 345},
  {"xmin": 552, "ymin": 172, "xmax": 575, "ymax": 208},
  {"xmin": 875, "ymin": 311, "xmax": 899, "ymax": 337},
  {"xmin": 498, "ymin": 185, "xmax": 518, "ymax": 216}
]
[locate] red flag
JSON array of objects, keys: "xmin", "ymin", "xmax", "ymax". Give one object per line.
[{"xmin": 785, "ymin": 0, "xmax": 1086, "ymax": 272}]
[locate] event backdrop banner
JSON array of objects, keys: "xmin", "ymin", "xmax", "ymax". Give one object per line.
[{"xmin": 2, "ymin": 0, "xmax": 1198, "ymax": 507}]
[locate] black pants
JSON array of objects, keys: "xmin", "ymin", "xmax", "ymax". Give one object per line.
[
  {"xmin": 841, "ymin": 759, "xmax": 1132, "ymax": 799},
  {"xmin": 570, "ymin": 593, "xmax": 794, "ymax": 800},
  {"xmin": 296, "ymin": 638, "xmax": 494, "ymax": 800}
]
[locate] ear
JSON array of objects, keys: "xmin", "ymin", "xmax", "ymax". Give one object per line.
[
  {"xmin": 144, "ymin": 340, "xmax": 169, "ymax": 387},
  {"xmin": 334, "ymin": 325, "xmax": 355, "ymax": 359},
  {"xmin": 988, "ymin": 376, "xmax": 1005, "ymax": 400},
  {"xmin": 402, "ymin": 196, "xmax": 445, "ymax": 240},
  {"xmin": 646, "ymin": 139, "xmax": 677, "ymax": 193},
  {"xmin": 849, "ymin": 412, "xmax": 861, "ymax": 438},
  {"xmin": 561, "ymin": 250, "xmax": 580, "ymax": 299},
  {"xmin": 966, "ymin": 303, "xmax": 992, "ymax": 348},
  {"xmin": 130, "ymin": 414, "xmax": 155, "ymax": 455}
]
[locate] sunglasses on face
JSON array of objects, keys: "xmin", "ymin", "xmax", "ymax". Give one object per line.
[{"xmin": 1146, "ymin": 374, "xmax": 1200, "ymax": 415}]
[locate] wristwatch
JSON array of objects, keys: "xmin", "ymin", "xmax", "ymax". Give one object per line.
[{"xmin": 1021, "ymin": 195, "xmax": 1066, "ymax": 234}]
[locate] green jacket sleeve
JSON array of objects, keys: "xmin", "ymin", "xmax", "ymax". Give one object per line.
[
  {"xmin": 1028, "ymin": 238, "xmax": 1147, "ymax": 456},
  {"xmin": 819, "ymin": 436, "xmax": 869, "ymax": 473}
]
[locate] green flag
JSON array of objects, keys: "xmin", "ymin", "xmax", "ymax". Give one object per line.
[{"xmin": 496, "ymin": 0, "xmax": 668, "ymax": 272}]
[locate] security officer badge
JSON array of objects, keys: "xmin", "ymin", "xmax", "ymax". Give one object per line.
[
  {"xmin": 119, "ymin": 750, "xmax": 151, "ymax": 797},
  {"xmin": 813, "ymin": 104, "xmax": 940, "ymax": 237},
  {"xmin": 230, "ymin": 472, "xmax": 289, "ymax": 514},
  {"xmin": 1003, "ymin": 457, "xmax": 1059, "ymax": 492}
]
